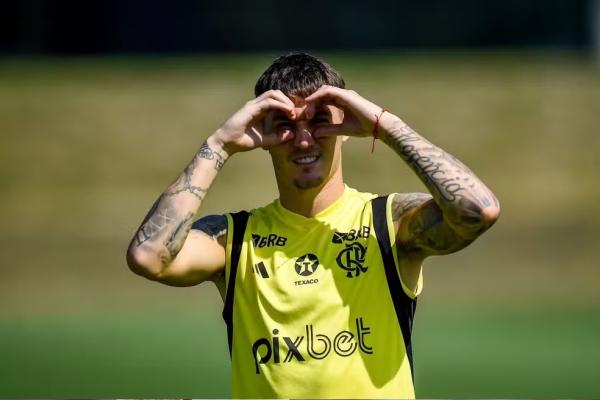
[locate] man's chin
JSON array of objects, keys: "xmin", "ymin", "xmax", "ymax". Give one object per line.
[{"xmin": 293, "ymin": 176, "xmax": 324, "ymax": 190}]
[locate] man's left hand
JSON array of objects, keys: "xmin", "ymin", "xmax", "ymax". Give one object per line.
[{"xmin": 305, "ymin": 85, "xmax": 391, "ymax": 138}]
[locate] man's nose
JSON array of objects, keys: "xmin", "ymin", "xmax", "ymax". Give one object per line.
[{"xmin": 293, "ymin": 122, "xmax": 316, "ymax": 149}]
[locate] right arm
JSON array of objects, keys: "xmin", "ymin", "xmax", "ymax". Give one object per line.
[{"xmin": 126, "ymin": 90, "xmax": 296, "ymax": 287}]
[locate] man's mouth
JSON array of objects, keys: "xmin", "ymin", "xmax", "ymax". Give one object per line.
[{"xmin": 292, "ymin": 154, "xmax": 320, "ymax": 165}]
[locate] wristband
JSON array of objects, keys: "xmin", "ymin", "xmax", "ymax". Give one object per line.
[{"xmin": 371, "ymin": 108, "xmax": 388, "ymax": 154}]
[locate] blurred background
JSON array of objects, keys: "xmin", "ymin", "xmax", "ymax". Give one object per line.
[{"xmin": 1, "ymin": 0, "xmax": 599, "ymax": 397}]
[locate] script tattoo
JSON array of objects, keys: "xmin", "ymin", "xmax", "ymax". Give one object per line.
[
  {"xmin": 383, "ymin": 119, "xmax": 498, "ymax": 249},
  {"xmin": 383, "ymin": 122, "xmax": 470, "ymax": 203}
]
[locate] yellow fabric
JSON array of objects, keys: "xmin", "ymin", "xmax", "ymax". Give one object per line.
[{"xmin": 224, "ymin": 185, "xmax": 421, "ymax": 399}]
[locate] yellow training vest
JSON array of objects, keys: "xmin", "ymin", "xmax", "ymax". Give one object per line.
[{"xmin": 223, "ymin": 185, "xmax": 423, "ymax": 399}]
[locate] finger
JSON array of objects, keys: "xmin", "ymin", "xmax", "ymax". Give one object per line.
[
  {"xmin": 251, "ymin": 97, "xmax": 295, "ymax": 119},
  {"xmin": 305, "ymin": 85, "xmax": 348, "ymax": 108},
  {"xmin": 254, "ymin": 89, "xmax": 295, "ymax": 111}
]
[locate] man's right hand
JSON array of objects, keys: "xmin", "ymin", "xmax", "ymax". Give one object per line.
[{"xmin": 210, "ymin": 90, "xmax": 297, "ymax": 156}]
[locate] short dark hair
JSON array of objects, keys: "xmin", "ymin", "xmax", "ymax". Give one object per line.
[{"xmin": 254, "ymin": 52, "xmax": 345, "ymax": 98}]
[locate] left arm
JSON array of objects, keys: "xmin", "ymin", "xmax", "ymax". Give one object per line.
[
  {"xmin": 305, "ymin": 86, "xmax": 500, "ymax": 291},
  {"xmin": 379, "ymin": 115, "xmax": 500, "ymax": 256}
]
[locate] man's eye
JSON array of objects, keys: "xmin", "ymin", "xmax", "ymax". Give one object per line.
[
  {"xmin": 275, "ymin": 123, "xmax": 292, "ymax": 129},
  {"xmin": 313, "ymin": 116, "xmax": 330, "ymax": 124}
]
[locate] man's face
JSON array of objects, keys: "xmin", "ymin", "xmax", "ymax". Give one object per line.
[{"xmin": 265, "ymin": 97, "xmax": 345, "ymax": 190}]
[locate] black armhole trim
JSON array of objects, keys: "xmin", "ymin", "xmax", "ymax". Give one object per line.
[
  {"xmin": 372, "ymin": 195, "xmax": 417, "ymax": 381},
  {"xmin": 222, "ymin": 210, "xmax": 249, "ymax": 357}
]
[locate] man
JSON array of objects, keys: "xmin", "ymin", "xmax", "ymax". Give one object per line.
[{"xmin": 126, "ymin": 53, "xmax": 500, "ymax": 398}]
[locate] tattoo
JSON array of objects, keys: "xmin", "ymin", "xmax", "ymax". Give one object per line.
[
  {"xmin": 404, "ymin": 200, "xmax": 473, "ymax": 254},
  {"xmin": 198, "ymin": 141, "xmax": 225, "ymax": 171},
  {"xmin": 162, "ymin": 141, "xmax": 226, "ymax": 201},
  {"xmin": 383, "ymin": 122, "xmax": 470, "ymax": 203},
  {"xmin": 383, "ymin": 120, "xmax": 497, "ymax": 220},
  {"xmin": 165, "ymin": 154, "xmax": 208, "ymax": 201},
  {"xmin": 165, "ymin": 212, "xmax": 194, "ymax": 257},
  {"xmin": 392, "ymin": 192, "xmax": 432, "ymax": 220},
  {"xmin": 383, "ymin": 119, "xmax": 499, "ymax": 253},
  {"xmin": 191, "ymin": 214, "xmax": 227, "ymax": 240},
  {"xmin": 135, "ymin": 200, "xmax": 179, "ymax": 246},
  {"xmin": 131, "ymin": 141, "xmax": 228, "ymax": 268}
]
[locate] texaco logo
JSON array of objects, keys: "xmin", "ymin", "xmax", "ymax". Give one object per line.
[
  {"xmin": 295, "ymin": 253, "xmax": 319, "ymax": 276},
  {"xmin": 336, "ymin": 242, "xmax": 367, "ymax": 278}
]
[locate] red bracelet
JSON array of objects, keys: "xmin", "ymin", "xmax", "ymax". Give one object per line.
[{"xmin": 371, "ymin": 108, "xmax": 388, "ymax": 154}]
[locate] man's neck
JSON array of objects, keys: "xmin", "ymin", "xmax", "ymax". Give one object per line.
[{"xmin": 278, "ymin": 174, "xmax": 345, "ymax": 218}]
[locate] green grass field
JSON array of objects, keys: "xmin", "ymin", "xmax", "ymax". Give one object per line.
[{"xmin": 1, "ymin": 52, "xmax": 599, "ymax": 397}]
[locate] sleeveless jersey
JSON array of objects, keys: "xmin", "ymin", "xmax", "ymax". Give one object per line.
[{"xmin": 222, "ymin": 185, "xmax": 423, "ymax": 399}]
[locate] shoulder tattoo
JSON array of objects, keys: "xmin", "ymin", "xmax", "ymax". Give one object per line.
[
  {"xmin": 191, "ymin": 214, "xmax": 227, "ymax": 240},
  {"xmin": 391, "ymin": 192, "xmax": 433, "ymax": 220}
]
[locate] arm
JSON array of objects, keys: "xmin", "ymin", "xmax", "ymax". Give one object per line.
[
  {"xmin": 126, "ymin": 90, "xmax": 296, "ymax": 287},
  {"xmin": 305, "ymin": 86, "xmax": 500, "ymax": 290},
  {"xmin": 380, "ymin": 117, "xmax": 500, "ymax": 257},
  {"xmin": 126, "ymin": 137, "xmax": 229, "ymax": 286}
]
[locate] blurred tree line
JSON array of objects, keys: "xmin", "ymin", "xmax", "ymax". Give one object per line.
[{"xmin": 0, "ymin": 0, "xmax": 594, "ymax": 54}]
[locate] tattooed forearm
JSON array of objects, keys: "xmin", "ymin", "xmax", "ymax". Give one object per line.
[
  {"xmin": 165, "ymin": 212, "xmax": 194, "ymax": 257},
  {"xmin": 198, "ymin": 141, "xmax": 226, "ymax": 171},
  {"xmin": 129, "ymin": 138, "xmax": 229, "ymax": 269},
  {"xmin": 135, "ymin": 199, "xmax": 178, "ymax": 246},
  {"xmin": 382, "ymin": 119, "xmax": 499, "ymax": 232},
  {"xmin": 164, "ymin": 141, "xmax": 227, "ymax": 200},
  {"xmin": 165, "ymin": 154, "xmax": 208, "ymax": 201}
]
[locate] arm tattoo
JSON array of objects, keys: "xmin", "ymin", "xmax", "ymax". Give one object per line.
[
  {"xmin": 404, "ymin": 199, "xmax": 474, "ymax": 254},
  {"xmin": 383, "ymin": 119, "xmax": 499, "ymax": 252},
  {"xmin": 198, "ymin": 141, "xmax": 225, "ymax": 171},
  {"xmin": 165, "ymin": 212, "xmax": 195, "ymax": 257},
  {"xmin": 164, "ymin": 141, "xmax": 225, "ymax": 200},
  {"xmin": 132, "ymin": 140, "xmax": 227, "ymax": 266},
  {"xmin": 165, "ymin": 153, "xmax": 208, "ymax": 201},
  {"xmin": 191, "ymin": 214, "xmax": 227, "ymax": 240},
  {"xmin": 135, "ymin": 198, "xmax": 177, "ymax": 247},
  {"xmin": 392, "ymin": 192, "xmax": 432, "ymax": 220}
]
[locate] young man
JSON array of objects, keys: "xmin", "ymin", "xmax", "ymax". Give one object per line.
[{"xmin": 126, "ymin": 53, "xmax": 500, "ymax": 398}]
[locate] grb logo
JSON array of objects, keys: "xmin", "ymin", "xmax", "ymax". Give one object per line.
[
  {"xmin": 252, "ymin": 233, "xmax": 287, "ymax": 248},
  {"xmin": 295, "ymin": 253, "xmax": 319, "ymax": 276},
  {"xmin": 251, "ymin": 318, "xmax": 373, "ymax": 374},
  {"xmin": 336, "ymin": 242, "xmax": 368, "ymax": 278}
]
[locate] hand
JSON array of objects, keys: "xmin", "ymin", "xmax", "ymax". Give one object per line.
[
  {"xmin": 304, "ymin": 85, "xmax": 388, "ymax": 138},
  {"xmin": 211, "ymin": 90, "xmax": 296, "ymax": 155}
]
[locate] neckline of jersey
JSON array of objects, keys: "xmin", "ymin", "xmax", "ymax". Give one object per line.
[{"xmin": 274, "ymin": 184, "xmax": 353, "ymax": 225}]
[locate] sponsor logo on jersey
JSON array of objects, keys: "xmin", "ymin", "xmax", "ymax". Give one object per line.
[
  {"xmin": 331, "ymin": 226, "xmax": 370, "ymax": 243},
  {"xmin": 252, "ymin": 233, "xmax": 287, "ymax": 248},
  {"xmin": 294, "ymin": 253, "xmax": 319, "ymax": 276},
  {"xmin": 251, "ymin": 317, "xmax": 373, "ymax": 374},
  {"xmin": 294, "ymin": 253, "xmax": 320, "ymax": 286},
  {"xmin": 253, "ymin": 261, "xmax": 269, "ymax": 278},
  {"xmin": 336, "ymin": 242, "xmax": 368, "ymax": 277}
]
